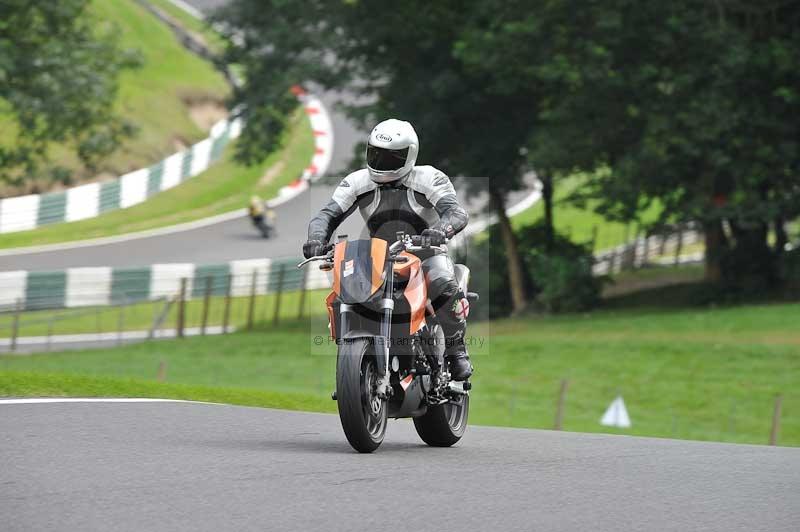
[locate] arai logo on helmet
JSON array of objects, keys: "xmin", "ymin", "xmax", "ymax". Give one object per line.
[{"xmin": 375, "ymin": 133, "xmax": 393, "ymax": 142}]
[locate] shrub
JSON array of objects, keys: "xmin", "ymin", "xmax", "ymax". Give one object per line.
[
  {"xmin": 528, "ymin": 252, "xmax": 602, "ymax": 312},
  {"xmin": 461, "ymin": 222, "xmax": 603, "ymax": 318},
  {"xmin": 779, "ymin": 247, "xmax": 800, "ymax": 293},
  {"xmin": 521, "ymin": 224, "xmax": 604, "ymax": 313}
]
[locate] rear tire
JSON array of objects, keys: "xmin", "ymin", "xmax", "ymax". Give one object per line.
[
  {"xmin": 336, "ymin": 339, "xmax": 387, "ymax": 453},
  {"xmin": 413, "ymin": 394, "xmax": 469, "ymax": 447}
]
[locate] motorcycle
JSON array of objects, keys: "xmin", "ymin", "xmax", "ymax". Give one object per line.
[
  {"xmin": 298, "ymin": 232, "xmax": 477, "ymax": 453},
  {"xmin": 249, "ymin": 203, "xmax": 275, "ymax": 238},
  {"xmin": 252, "ymin": 215, "xmax": 273, "ymax": 238}
]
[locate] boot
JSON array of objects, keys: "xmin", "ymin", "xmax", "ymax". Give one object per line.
[{"xmin": 444, "ymin": 331, "xmax": 473, "ymax": 381}]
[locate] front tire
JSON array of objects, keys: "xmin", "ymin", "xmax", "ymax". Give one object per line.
[
  {"xmin": 413, "ymin": 394, "xmax": 469, "ymax": 447},
  {"xmin": 336, "ymin": 339, "xmax": 387, "ymax": 453}
]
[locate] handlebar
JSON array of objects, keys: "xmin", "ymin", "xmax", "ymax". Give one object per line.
[
  {"xmin": 407, "ymin": 234, "xmax": 446, "ymax": 252},
  {"xmin": 297, "ymin": 235, "xmax": 447, "ymax": 269}
]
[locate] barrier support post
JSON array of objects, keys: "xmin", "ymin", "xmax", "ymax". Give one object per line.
[
  {"xmin": 770, "ymin": 394, "xmax": 783, "ymax": 446},
  {"xmin": 247, "ymin": 269, "xmax": 257, "ymax": 330},
  {"xmin": 554, "ymin": 378, "xmax": 569, "ymax": 430},
  {"xmin": 273, "ymin": 264, "xmax": 286, "ymax": 326},
  {"xmin": 297, "ymin": 267, "xmax": 308, "ymax": 320},
  {"xmin": 223, "ymin": 274, "xmax": 233, "ymax": 333},
  {"xmin": 10, "ymin": 299, "xmax": 21, "ymax": 352},
  {"xmin": 177, "ymin": 277, "xmax": 187, "ymax": 338},
  {"xmin": 201, "ymin": 276, "xmax": 212, "ymax": 335}
]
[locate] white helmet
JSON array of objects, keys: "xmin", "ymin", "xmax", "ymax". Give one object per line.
[{"xmin": 365, "ymin": 119, "xmax": 419, "ymax": 183}]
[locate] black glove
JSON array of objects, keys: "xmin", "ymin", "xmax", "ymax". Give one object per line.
[
  {"xmin": 303, "ymin": 239, "xmax": 325, "ymax": 259},
  {"xmin": 421, "ymin": 228, "xmax": 447, "ymax": 246}
]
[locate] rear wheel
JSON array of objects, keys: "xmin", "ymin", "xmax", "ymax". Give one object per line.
[
  {"xmin": 413, "ymin": 393, "xmax": 469, "ymax": 447},
  {"xmin": 336, "ymin": 339, "xmax": 387, "ymax": 453}
]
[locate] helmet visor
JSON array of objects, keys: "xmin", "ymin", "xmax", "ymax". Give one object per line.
[{"xmin": 366, "ymin": 144, "xmax": 409, "ymax": 171}]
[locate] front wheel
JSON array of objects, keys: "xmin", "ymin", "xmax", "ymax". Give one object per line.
[
  {"xmin": 413, "ymin": 394, "xmax": 469, "ymax": 447},
  {"xmin": 336, "ymin": 339, "xmax": 387, "ymax": 453}
]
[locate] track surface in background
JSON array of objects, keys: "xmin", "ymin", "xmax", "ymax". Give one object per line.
[
  {"xmin": 2, "ymin": 401, "xmax": 798, "ymax": 532},
  {"xmin": 0, "ymin": 90, "xmax": 361, "ymax": 271}
]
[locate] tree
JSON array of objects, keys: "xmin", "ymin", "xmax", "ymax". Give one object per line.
[
  {"xmin": 0, "ymin": 0, "xmax": 139, "ymax": 189},
  {"xmin": 214, "ymin": 0, "xmax": 534, "ymax": 313},
  {"xmin": 453, "ymin": 0, "xmax": 628, "ymax": 253},
  {"xmin": 459, "ymin": 0, "xmax": 800, "ymax": 286}
]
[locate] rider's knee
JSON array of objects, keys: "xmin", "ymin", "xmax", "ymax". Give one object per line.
[{"xmin": 428, "ymin": 276, "xmax": 461, "ymax": 313}]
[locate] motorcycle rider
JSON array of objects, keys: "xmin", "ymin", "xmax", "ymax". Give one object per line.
[
  {"xmin": 249, "ymin": 195, "xmax": 272, "ymax": 238},
  {"xmin": 303, "ymin": 119, "xmax": 473, "ymax": 380}
]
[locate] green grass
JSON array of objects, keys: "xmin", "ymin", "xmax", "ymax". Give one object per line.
[
  {"xmin": 512, "ymin": 175, "xmax": 661, "ymax": 251},
  {"xmin": 3, "ymin": 303, "xmax": 798, "ymax": 446},
  {"xmin": 0, "ymin": 0, "xmax": 229, "ymax": 187},
  {"xmin": 0, "ymin": 107, "xmax": 313, "ymax": 248}
]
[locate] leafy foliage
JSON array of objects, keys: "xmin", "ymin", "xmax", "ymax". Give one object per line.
[
  {"xmin": 0, "ymin": 0, "xmax": 140, "ymax": 187},
  {"xmin": 216, "ymin": 0, "xmax": 799, "ymax": 299},
  {"xmin": 455, "ymin": 0, "xmax": 800, "ymax": 284},
  {"xmin": 214, "ymin": 0, "xmax": 538, "ymax": 310},
  {"xmin": 466, "ymin": 223, "xmax": 602, "ymax": 318},
  {"xmin": 214, "ymin": 0, "xmax": 535, "ymax": 193},
  {"xmin": 525, "ymin": 226, "xmax": 604, "ymax": 313}
]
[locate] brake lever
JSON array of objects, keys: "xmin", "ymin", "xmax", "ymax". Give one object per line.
[{"xmin": 296, "ymin": 255, "xmax": 330, "ymax": 268}]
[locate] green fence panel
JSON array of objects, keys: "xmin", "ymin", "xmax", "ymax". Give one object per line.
[
  {"xmin": 180, "ymin": 147, "xmax": 194, "ymax": 180},
  {"xmin": 110, "ymin": 267, "xmax": 152, "ymax": 304},
  {"xmin": 98, "ymin": 180, "xmax": 122, "ymax": 213},
  {"xmin": 146, "ymin": 160, "xmax": 164, "ymax": 197},
  {"xmin": 25, "ymin": 271, "xmax": 67, "ymax": 310},
  {"xmin": 192, "ymin": 263, "xmax": 231, "ymax": 298},
  {"xmin": 36, "ymin": 191, "xmax": 67, "ymax": 226},
  {"xmin": 210, "ymin": 128, "xmax": 230, "ymax": 162},
  {"xmin": 269, "ymin": 258, "xmax": 304, "ymax": 292}
]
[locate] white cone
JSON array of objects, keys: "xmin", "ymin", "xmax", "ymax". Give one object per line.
[{"xmin": 600, "ymin": 396, "xmax": 631, "ymax": 428}]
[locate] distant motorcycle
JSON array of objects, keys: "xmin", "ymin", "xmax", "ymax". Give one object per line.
[
  {"xmin": 252, "ymin": 213, "xmax": 273, "ymax": 238},
  {"xmin": 248, "ymin": 195, "xmax": 275, "ymax": 239},
  {"xmin": 298, "ymin": 232, "xmax": 477, "ymax": 453}
]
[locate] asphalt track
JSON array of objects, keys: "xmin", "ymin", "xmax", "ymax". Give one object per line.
[{"xmin": 2, "ymin": 400, "xmax": 798, "ymax": 532}]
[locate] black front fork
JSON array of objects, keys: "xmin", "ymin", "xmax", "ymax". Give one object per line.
[{"xmin": 375, "ymin": 261, "xmax": 394, "ymax": 378}]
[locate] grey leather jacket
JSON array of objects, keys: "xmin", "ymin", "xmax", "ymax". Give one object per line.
[{"xmin": 308, "ymin": 166, "xmax": 469, "ymax": 243}]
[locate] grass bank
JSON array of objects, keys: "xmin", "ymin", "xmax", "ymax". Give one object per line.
[
  {"xmin": 3, "ymin": 302, "xmax": 798, "ymax": 446},
  {"xmin": 0, "ymin": 107, "xmax": 313, "ymax": 248},
  {"xmin": 512, "ymin": 175, "xmax": 661, "ymax": 251},
  {"xmin": 0, "ymin": 0, "xmax": 229, "ymax": 190}
]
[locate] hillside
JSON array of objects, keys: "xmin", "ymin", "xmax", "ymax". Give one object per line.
[{"xmin": 0, "ymin": 0, "xmax": 230, "ymax": 195}]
